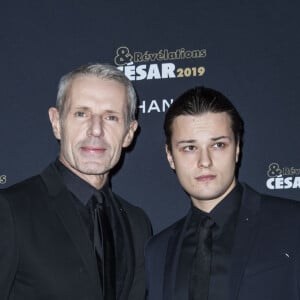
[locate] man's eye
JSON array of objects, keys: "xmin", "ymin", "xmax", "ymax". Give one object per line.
[
  {"xmin": 183, "ymin": 145, "xmax": 196, "ymax": 152},
  {"xmin": 213, "ymin": 142, "xmax": 225, "ymax": 149},
  {"xmin": 75, "ymin": 111, "xmax": 86, "ymax": 117},
  {"xmin": 106, "ymin": 115, "xmax": 118, "ymax": 121}
]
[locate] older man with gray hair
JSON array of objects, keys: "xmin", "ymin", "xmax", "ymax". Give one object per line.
[{"xmin": 0, "ymin": 63, "xmax": 152, "ymax": 300}]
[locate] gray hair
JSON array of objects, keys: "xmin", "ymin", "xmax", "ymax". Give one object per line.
[{"xmin": 56, "ymin": 63, "xmax": 137, "ymax": 124}]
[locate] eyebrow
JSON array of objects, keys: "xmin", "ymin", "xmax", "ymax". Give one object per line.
[
  {"xmin": 176, "ymin": 139, "xmax": 197, "ymax": 145},
  {"xmin": 73, "ymin": 106, "xmax": 89, "ymax": 110},
  {"xmin": 73, "ymin": 106, "xmax": 121, "ymax": 114},
  {"xmin": 104, "ymin": 109, "xmax": 121, "ymax": 115},
  {"xmin": 211, "ymin": 135, "xmax": 232, "ymax": 141},
  {"xmin": 175, "ymin": 136, "xmax": 232, "ymax": 146}
]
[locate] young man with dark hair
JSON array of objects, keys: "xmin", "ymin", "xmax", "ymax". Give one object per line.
[{"xmin": 145, "ymin": 86, "xmax": 300, "ymax": 300}]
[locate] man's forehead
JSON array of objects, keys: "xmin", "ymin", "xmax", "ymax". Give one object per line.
[
  {"xmin": 68, "ymin": 75, "xmax": 125, "ymax": 93},
  {"xmin": 172, "ymin": 112, "xmax": 232, "ymax": 126},
  {"xmin": 67, "ymin": 76, "xmax": 126, "ymax": 102},
  {"xmin": 58, "ymin": 73, "xmax": 130, "ymax": 123},
  {"xmin": 171, "ymin": 112, "xmax": 234, "ymax": 139}
]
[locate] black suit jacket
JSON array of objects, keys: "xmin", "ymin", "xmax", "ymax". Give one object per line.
[
  {"xmin": 0, "ymin": 163, "xmax": 152, "ymax": 300},
  {"xmin": 145, "ymin": 184, "xmax": 300, "ymax": 300}
]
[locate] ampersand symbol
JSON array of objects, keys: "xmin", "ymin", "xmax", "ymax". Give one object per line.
[
  {"xmin": 267, "ymin": 163, "xmax": 282, "ymax": 177},
  {"xmin": 114, "ymin": 46, "xmax": 133, "ymax": 66}
]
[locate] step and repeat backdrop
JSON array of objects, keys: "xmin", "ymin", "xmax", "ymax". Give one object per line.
[{"xmin": 1, "ymin": 1, "xmax": 299, "ymax": 232}]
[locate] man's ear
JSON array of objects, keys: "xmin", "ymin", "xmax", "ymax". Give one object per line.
[
  {"xmin": 122, "ymin": 120, "xmax": 138, "ymax": 148},
  {"xmin": 235, "ymin": 141, "xmax": 240, "ymax": 163},
  {"xmin": 48, "ymin": 107, "xmax": 61, "ymax": 140},
  {"xmin": 165, "ymin": 144, "xmax": 175, "ymax": 170}
]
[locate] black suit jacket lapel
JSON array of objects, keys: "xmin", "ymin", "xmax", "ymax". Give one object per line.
[
  {"xmin": 107, "ymin": 189, "xmax": 135, "ymax": 300},
  {"xmin": 229, "ymin": 184, "xmax": 261, "ymax": 300},
  {"xmin": 40, "ymin": 163, "xmax": 102, "ymax": 299},
  {"xmin": 163, "ymin": 211, "xmax": 192, "ymax": 300}
]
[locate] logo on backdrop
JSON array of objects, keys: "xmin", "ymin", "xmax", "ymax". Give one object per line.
[
  {"xmin": 266, "ymin": 162, "xmax": 300, "ymax": 190},
  {"xmin": 114, "ymin": 46, "xmax": 207, "ymax": 81},
  {"xmin": 0, "ymin": 174, "xmax": 7, "ymax": 185},
  {"xmin": 139, "ymin": 97, "xmax": 174, "ymax": 114},
  {"xmin": 113, "ymin": 46, "xmax": 207, "ymax": 114}
]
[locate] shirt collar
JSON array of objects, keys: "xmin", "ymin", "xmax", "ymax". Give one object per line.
[
  {"xmin": 54, "ymin": 159, "xmax": 110, "ymax": 206},
  {"xmin": 191, "ymin": 182, "xmax": 242, "ymax": 229}
]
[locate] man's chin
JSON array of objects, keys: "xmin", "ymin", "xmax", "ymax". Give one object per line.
[
  {"xmin": 193, "ymin": 190, "xmax": 227, "ymax": 202},
  {"xmin": 74, "ymin": 162, "xmax": 109, "ymax": 176},
  {"xmin": 79, "ymin": 168, "xmax": 108, "ymax": 176}
]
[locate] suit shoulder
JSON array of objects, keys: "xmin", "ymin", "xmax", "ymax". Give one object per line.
[
  {"xmin": 113, "ymin": 192, "xmax": 148, "ymax": 218},
  {"xmin": 113, "ymin": 192, "xmax": 152, "ymax": 235},
  {"xmin": 0, "ymin": 174, "xmax": 44, "ymax": 200},
  {"xmin": 261, "ymin": 192, "xmax": 300, "ymax": 214},
  {"xmin": 243, "ymin": 183, "xmax": 300, "ymax": 219},
  {"xmin": 0, "ymin": 187, "xmax": 18, "ymax": 298},
  {"xmin": 147, "ymin": 216, "xmax": 186, "ymax": 250}
]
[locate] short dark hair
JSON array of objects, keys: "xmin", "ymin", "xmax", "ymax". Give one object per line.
[{"xmin": 164, "ymin": 86, "xmax": 244, "ymax": 150}]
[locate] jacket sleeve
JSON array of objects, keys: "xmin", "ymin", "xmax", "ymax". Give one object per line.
[{"xmin": 0, "ymin": 194, "xmax": 18, "ymax": 299}]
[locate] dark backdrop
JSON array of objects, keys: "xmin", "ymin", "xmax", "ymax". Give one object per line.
[{"xmin": 1, "ymin": 0, "xmax": 299, "ymax": 233}]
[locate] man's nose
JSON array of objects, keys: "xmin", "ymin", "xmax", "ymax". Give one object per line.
[
  {"xmin": 87, "ymin": 115, "xmax": 103, "ymax": 137},
  {"xmin": 197, "ymin": 148, "xmax": 212, "ymax": 168}
]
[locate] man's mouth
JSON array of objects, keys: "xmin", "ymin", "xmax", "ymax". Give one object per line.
[
  {"xmin": 80, "ymin": 146, "xmax": 106, "ymax": 154},
  {"xmin": 195, "ymin": 174, "xmax": 216, "ymax": 182}
]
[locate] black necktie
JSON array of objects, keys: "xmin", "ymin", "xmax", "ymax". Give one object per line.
[
  {"xmin": 90, "ymin": 192, "xmax": 116, "ymax": 300},
  {"xmin": 189, "ymin": 216, "xmax": 215, "ymax": 300}
]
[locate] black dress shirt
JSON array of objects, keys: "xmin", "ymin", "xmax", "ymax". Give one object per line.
[
  {"xmin": 55, "ymin": 159, "xmax": 128, "ymax": 298},
  {"xmin": 175, "ymin": 183, "xmax": 242, "ymax": 300},
  {"xmin": 54, "ymin": 159, "xmax": 104, "ymax": 243}
]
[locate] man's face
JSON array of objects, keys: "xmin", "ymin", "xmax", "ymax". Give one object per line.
[
  {"xmin": 49, "ymin": 75, "xmax": 137, "ymax": 187},
  {"xmin": 166, "ymin": 112, "xmax": 239, "ymax": 212}
]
